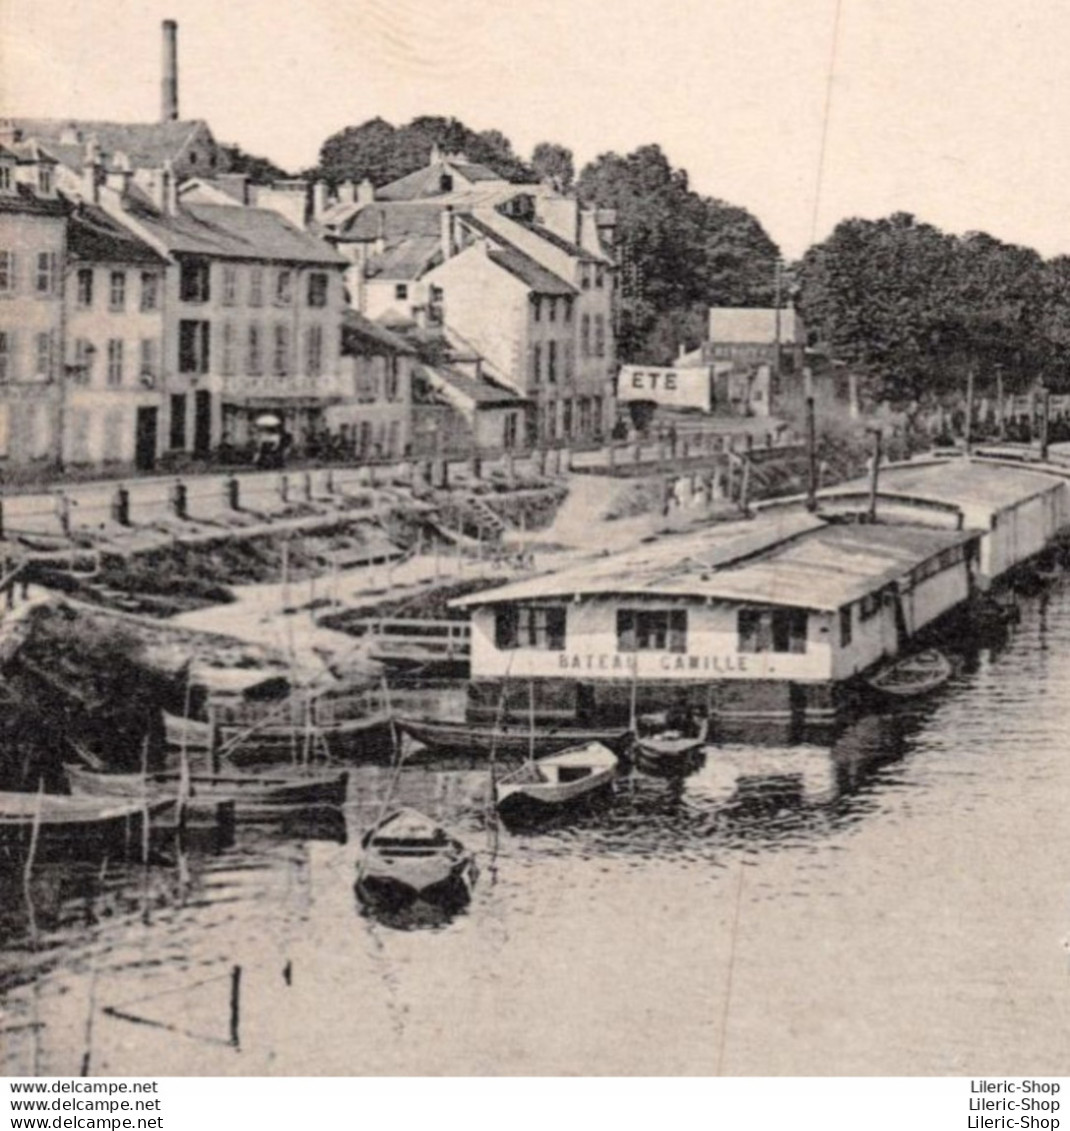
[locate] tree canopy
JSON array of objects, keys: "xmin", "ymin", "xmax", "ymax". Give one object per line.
[
  {"xmin": 576, "ymin": 144, "xmax": 780, "ymax": 362},
  {"xmin": 316, "ymin": 115, "xmax": 534, "ymax": 187},
  {"xmin": 795, "ymin": 213, "xmax": 1064, "ymax": 401}
]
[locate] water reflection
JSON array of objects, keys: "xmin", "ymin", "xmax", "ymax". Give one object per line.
[{"xmin": 1, "ymin": 583, "xmax": 1064, "ymax": 1074}]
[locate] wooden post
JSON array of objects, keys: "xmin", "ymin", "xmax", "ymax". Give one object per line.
[
  {"xmin": 229, "ymin": 965, "xmax": 242, "ymax": 1048},
  {"xmin": 965, "ymin": 368, "xmax": 974, "ymax": 454},
  {"xmin": 867, "ymin": 427, "xmax": 882, "ymax": 522},
  {"xmin": 995, "ymin": 364, "xmax": 1005, "ymax": 441},
  {"xmin": 738, "ymin": 457, "xmax": 751, "ymax": 516},
  {"xmin": 805, "ymin": 396, "xmax": 818, "ymax": 512},
  {"xmin": 1040, "ymin": 386, "xmax": 1050, "ymax": 462}
]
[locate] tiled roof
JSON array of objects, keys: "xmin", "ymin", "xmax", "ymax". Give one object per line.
[
  {"xmin": 342, "ymin": 309, "xmax": 417, "ymax": 355},
  {"xmin": 0, "ymin": 184, "xmax": 68, "ymax": 217},
  {"xmin": 417, "ymin": 363, "xmax": 527, "ymax": 408},
  {"xmin": 125, "ymin": 199, "xmax": 345, "ymax": 266},
  {"xmin": 459, "ymin": 211, "xmax": 597, "ymax": 282},
  {"xmin": 4, "ymin": 119, "xmax": 211, "ymax": 170},
  {"xmin": 66, "ymin": 201, "xmax": 167, "ymax": 265},
  {"xmin": 486, "ymin": 246, "xmax": 576, "ymax": 296},
  {"xmin": 377, "ymin": 159, "xmax": 509, "ymax": 201},
  {"xmin": 515, "ymin": 217, "xmax": 611, "ymax": 264},
  {"xmin": 365, "ymin": 235, "xmax": 443, "ymax": 281},
  {"xmin": 328, "ymin": 202, "xmax": 443, "ymax": 242}
]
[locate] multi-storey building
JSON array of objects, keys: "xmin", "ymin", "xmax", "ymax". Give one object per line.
[
  {"xmin": 318, "ymin": 153, "xmax": 618, "ymax": 446},
  {"xmin": 0, "ymin": 141, "xmax": 68, "ymax": 466},
  {"xmin": 107, "ymin": 184, "xmax": 349, "ymax": 456},
  {"xmin": 334, "ymin": 311, "xmax": 416, "ymax": 459},
  {"xmin": 64, "ymin": 202, "xmax": 169, "ymax": 468}
]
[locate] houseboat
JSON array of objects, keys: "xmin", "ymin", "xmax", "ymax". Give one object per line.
[
  {"xmin": 780, "ymin": 457, "xmax": 1070, "ymax": 586},
  {"xmin": 452, "ymin": 513, "xmax": 982, "ymax": 724}
]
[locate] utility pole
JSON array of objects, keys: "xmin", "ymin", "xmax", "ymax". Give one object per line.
[
  {"xmin": 805, "ymin": 395, "xmax": 818, "ymax": 512},
  {"xmin": 772, "ymin": 257, "xmax": 783, "ymax": 399}
]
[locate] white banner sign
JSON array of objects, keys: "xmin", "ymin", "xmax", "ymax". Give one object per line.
[{"xmin": 618, "ymin": 365, "xmax": 713, "ymax": 412}]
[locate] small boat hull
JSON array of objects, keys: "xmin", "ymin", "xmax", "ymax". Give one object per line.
[
  {"xmin": 634, "ymin": 735, "xmax": 706, "ymax": 777},
  {"xmin": 355, "ymin": 808, "xmax": 477, "ymax": 916},
  {"xmin": 0, "ymin": 793, "xmax": 176, "ymax": 865},
  {"xmin": 866, "ymin": 649, "xmax": 953, "ymax": 700},
  {"xmin": 495, "ymin": 741, "xmax": 618, "ymax": 825},
  {"xmin": 398, "ymin": 717, "xmax": 632, "ymax": 759},
  {"xmin": 64, "ymin": 764, "xmax": 348, "ymax": 818},
  {"xmin": 163, "ymin": 711, "xmax": 395, "ymax": 765}
]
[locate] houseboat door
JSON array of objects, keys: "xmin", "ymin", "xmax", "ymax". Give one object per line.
[{"xmin": 135, "ymin": 406, "xmax": 158, "ymax": 471}]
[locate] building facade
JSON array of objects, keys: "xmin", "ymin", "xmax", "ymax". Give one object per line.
[
  {"xmin": 0, "ymin": 142, "xmax": 67, "ymax": 466},
  {"xmin": 64, "ymin": 203, "xmax": 168, "ymax": 468},
  {"xmin": 454, "ymin": 515, "xmax": 981, "ymax": 723},
  {"xmin": 114, "ymin": 194, "xmax": 349, "ymax": 456}
]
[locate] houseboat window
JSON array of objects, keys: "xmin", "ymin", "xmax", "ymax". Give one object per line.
[
  {"xmin": 839, "ymin": 606, "xmax": 853, "ymax": 647},
  {"xmin": 737, "ymin": 608, "xmax": 807, "ymax": 654},
  {"xmin": 616, "ymin": 609, "xmax": 687, "ymax": 653},
  {"xmin": 495, "ymin": 605, "xmax": 566, "ymax": 650}
]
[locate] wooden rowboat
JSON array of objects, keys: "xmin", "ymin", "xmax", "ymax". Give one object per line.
[
  {"xmin": 866, "ymin": 649, "xmax": 953, "ymax": 699},
  {"xmin": 355, "ymin": 808, "xmax": 477, "ymax": 914},
  {"xmin": 634, "ymin": 732, "xmax": 706, "ymax": 776},
  {"xmin": 162, "ymin": 710, "xmax": 393, "ymax": 764},
  {"xmin": 397, "ymin": 717, "xmax": 632, "ymax": 760},
  {"xmin": 64, "ymin": 762, "xmax": 348, "ymax": 816},
  {"xmin": 495, "ymin": 741, "xmax": 618, "ymax": 823},
  {"xmin": 0, "ymin": 791, "xmax": 175, "ymax": 865}
]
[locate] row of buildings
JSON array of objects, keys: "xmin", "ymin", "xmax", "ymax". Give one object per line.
[
  {"xmin": 0, "ymin": 21, "xmax": 620, "ymax": 473},
  {"xmin": 0, "ymin": 20, "xmax": 811, "ymax": 476}
]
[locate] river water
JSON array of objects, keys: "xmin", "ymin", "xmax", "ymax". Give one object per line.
[{"xmin": 3, "ymin": 583, "xmax": 1070, "ymax": 1077}]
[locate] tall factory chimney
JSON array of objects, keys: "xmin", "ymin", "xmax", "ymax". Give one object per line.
[{"xmin": 161, "ymin": 20, "xmax": 179, "ymax": 122}]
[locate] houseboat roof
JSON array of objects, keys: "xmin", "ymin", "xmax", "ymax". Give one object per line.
[
  {"xmin": 453, "ymin": 516, "xmax": 981, "ymax": 614},
  {"xmin": 831, "ymin": 458, "xmax": 1066, "ymax": 514}
]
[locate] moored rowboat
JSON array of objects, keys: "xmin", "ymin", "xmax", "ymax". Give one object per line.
[
  {"xmin": 495, "ymin": 741, "xmax": 618, "ymax": 822},
  {"xmin": 162, "ymin": 710, "xmax": 393, "ymax": 764},
  {"xmin": 397, "ymin": 717, "xmax": 632, "ymax": 759},
  {"xmin": 355, "ymin": 808, "xmax": 477, "ymax": 913},
  {"xmin": 866, "ymin": 648, "xmax": 953, "ymax": 699},
  {"xmin": 0, "ymin": 791, "xmax": 175, "ymax": 864},
  {"xmin": 64, "ymin": 763, "xmax": 348, "ymax": 816},
  {"xmin": 634, "ymin": 732, "xmax": 706, "ymax": 776}
]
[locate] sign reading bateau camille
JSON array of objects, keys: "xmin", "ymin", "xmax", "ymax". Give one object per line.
[{"xmin": 617, "ymin": 365, "xmax": 713, "ymax": 412}]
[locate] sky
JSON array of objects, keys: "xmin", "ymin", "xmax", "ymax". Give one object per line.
[{"xmin": 3, "ymin": 0, "xmax": 1070, "ymax": 261}]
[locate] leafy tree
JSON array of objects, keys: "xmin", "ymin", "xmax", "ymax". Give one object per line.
[
  {"xmin": 532, "ymin": 142, "xmax": 575, "ymax": 192},
  {"xmin": 217, "ymin": 143, "xmax": 291, "ymax": 184},
  {"xmin": 577, "ymin": 144, "xmax": 780, "ymax": 362},
  {"xmin": 316, "ymin": 116, "xmax": 534, "ymax": 188}
]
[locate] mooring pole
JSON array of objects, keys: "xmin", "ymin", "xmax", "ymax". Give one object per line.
[
  {"xmin": 1040, "ymin": 385, "xmax": 1051, "ymax": 462},
  {"xmin": 805, "ymin": 395, "xmax": 818, "ymax": 512},
  {"xmin": 867, "ymin": 427, "xmax": 882, "ymax": 522},
  {"xmin": 229, "ymin": 964, "xmax": 242, "ymax": 1048}
]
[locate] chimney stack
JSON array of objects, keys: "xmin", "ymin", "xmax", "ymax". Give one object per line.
[{"xmin": 161, "ymin": 20, "xmax": 179, "ymax": 122}]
